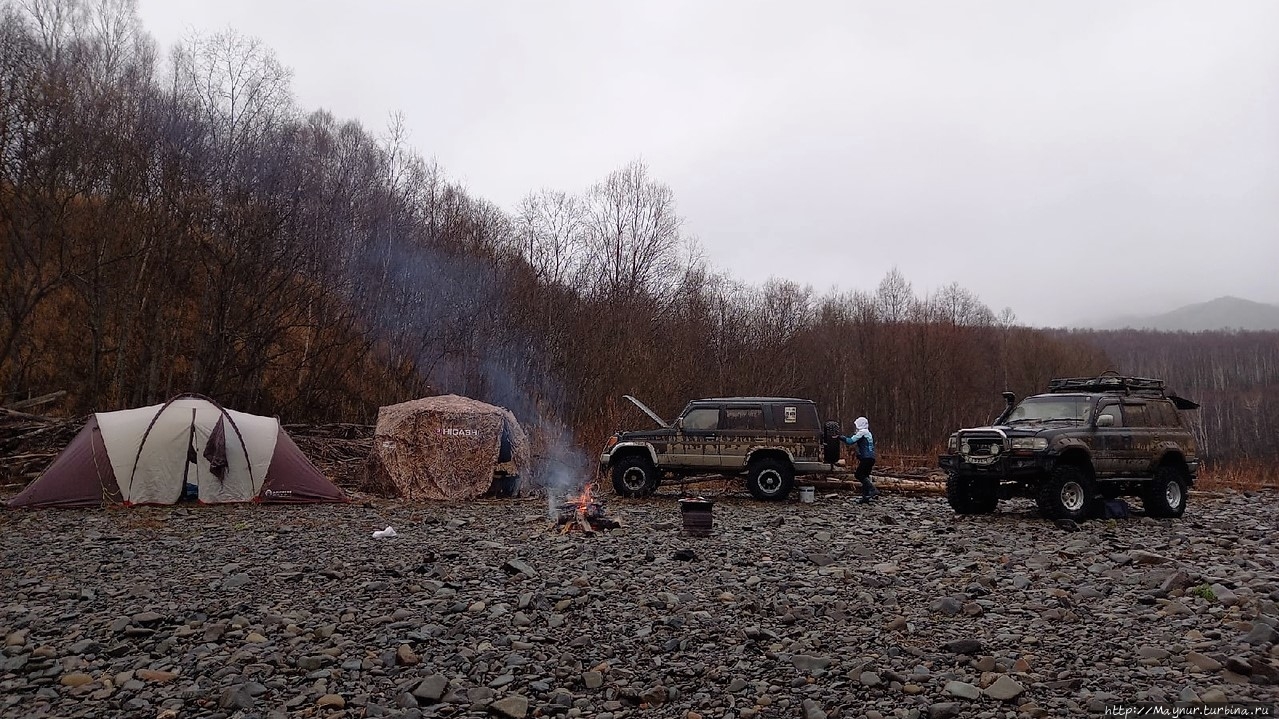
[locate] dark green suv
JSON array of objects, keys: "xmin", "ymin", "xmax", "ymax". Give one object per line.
[
  {"xmin": 939, "ymin": 374, "xmax": 1200, "ymax": 520},
  {"xmin": 600, "ymin": 396, "xmax": 848, "ymax": 501}
]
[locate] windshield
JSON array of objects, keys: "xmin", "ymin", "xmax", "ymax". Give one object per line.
[{"xmin": 1006, "ymin": 396, "xmax": 1093, "ymax": 424}]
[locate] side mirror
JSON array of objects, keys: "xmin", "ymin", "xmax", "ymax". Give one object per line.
[{"xmin": 1097, "ymin": 414, "xmax": 1114, "ymax": 427}]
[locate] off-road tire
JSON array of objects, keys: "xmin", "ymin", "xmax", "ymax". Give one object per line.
[
  {"xmin": 946, "ymin": 474, "xmax": 998, "ymax": 515},
  {"xmin": 611, "ymin": 455, "xmax": 659, "ymax": 498},
  {"xmin": 1144, "ymin": 464, "xmax": 1189, "ymax": 518},
  {"xmin": 1036, "ymin": 464, "xmax": 1093, "ymax": 521},
  {"xmin": 746, "ymin": 457, "xmax": 794, "ymax": 501}
]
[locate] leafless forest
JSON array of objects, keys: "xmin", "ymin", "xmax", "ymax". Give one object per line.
[{"xmin": 2, "ymin": 1, "xmax": 1274, "ymax": 481}]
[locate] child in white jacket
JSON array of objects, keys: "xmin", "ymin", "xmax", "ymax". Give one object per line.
[{"xmin": 841, "ymin": 416, "xmax": 877, "ymax": 503}]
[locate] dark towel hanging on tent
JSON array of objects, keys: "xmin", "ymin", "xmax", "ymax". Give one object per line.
[{"xmin": 204, "ymin": 415, "xmax": 229, "ymax": 481}]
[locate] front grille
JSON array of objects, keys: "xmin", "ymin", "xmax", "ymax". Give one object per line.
[{"xmin": 960, "ymin": 432, "xmax": 1005, "ymax": 465}]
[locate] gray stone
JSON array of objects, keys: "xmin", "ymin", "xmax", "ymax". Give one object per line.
[
  {"xmin": 791, "ymin": 654, "xmax": 832, "ymax": 672},
  {"xmin": 502, "ymin": 559, "xmax": 539, "ymax": 578},
  {"xmin": 930, "ymin": 597, "xmax": 963, "ymax": 616},
  {"xmin": 467, "ymin": 687, "xmax": 497, "ymax": 705},
  {"xmin": 488, "ymin": 694, "xmax": 529, "ymax": 718},
  {"xmin": 1211, "ymin": 584, "xmax": 1239, "ymax": 607},
  {"xmin": 218, "ymin": 686, "xmax": 256, "ymax": 711},
  {"xmin": 1244, "ymin": 624, "xmax": 1278, "ymax": 646},
  {"xmin": 1185, "ymin": 652, "xmax": 1222, "ymax": 672},
  {"xmin": 224, "ymin": 573, "xmax": 250, "ymax": 589},
  {"xmin": 802, "ymin": 698, "xmax": 827, "ymax": 719},
  {"xmin": 860, "ymin": 671, "xmax": 882, "ymax": 687},
  {"xmin": 944, "ymin": 681, "xmax": 980, "ymax": 700},
  {"xmin": 928, "ymin": 703, "xmax": 962, "ymax": 719},
  {"xmin": 297, "ymin": 655, "xmax": 327, "ymax": 671},
  {"xmin": 983, "ymin": 675, "xmax": 1025, "ymax": 701},
  {"xmin": 1161, "ymin": 571, "xmax": 1195, "ymax": 592},
  {"xmin": 413, "ymin": 675, "xmax": 449, "ymax": 703},
  {"xmin": 942, "ymin": 638, "xmax": 983, "ymax": 655},
  {"xmin": 583, "ymin": 670, "xmax": 604, "ymax": 689}
]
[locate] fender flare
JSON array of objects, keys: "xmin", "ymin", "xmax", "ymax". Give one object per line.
[
  {"xmin": 745, "ymin": 446, "xmax": 796, "ymax": 469},
  {"xmin": 608, "ymin": 442, "xmax": 660, "ymax": 466},
  {"xmin": 1049, "ymin": 439, "xmax": 1095, "ymax": 474}
]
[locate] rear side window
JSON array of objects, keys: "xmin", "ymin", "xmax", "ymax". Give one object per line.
[
  {"xmin": 1122, "ymin": 403, "xmax": 1150, "ymax": 427},
  {"xmin": 724, "ymin": 407, "xmax": 766, "ymax": 431},
  {"xmin": 771, "ymin": 403, "xmax": 819, "ymax": 431},
  {"xmin": 1148, "ymin": 401, "xmax": 1181, "ymax": 427}
]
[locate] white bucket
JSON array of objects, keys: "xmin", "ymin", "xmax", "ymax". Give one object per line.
[{"xmin": 798, "ymin": 486, "xmax": 815, "ymax": 503}]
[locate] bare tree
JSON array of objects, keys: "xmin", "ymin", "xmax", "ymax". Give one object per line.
[
  {"xmin": 582, "ymin": 159, "xmax": 684, "ymax": 304},
  {"xmin": 874, "ymin": 267, "xmax": 915, "ymax": 323},
  {"xmin": 170, "ymin": 27, "xmax": 293, "ymax": 169}
]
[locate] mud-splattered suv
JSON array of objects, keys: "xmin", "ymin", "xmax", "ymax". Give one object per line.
[
  {"xmin": 600, "ymin": 396, "xmax": 847, "ymax": 501},
  {"xmin": 938, "ymin": 374, "xmax": 1200, "ymax": 520}
]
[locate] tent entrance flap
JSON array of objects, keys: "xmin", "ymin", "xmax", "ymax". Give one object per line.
[{"xmin": 182, "ymin": 408, "xmax": 198, "ymax": 502}]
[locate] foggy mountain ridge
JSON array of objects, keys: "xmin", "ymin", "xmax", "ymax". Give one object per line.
[{"xmin": 1085, "ymin": 296, "xmax": 1279, "ymax": 332}]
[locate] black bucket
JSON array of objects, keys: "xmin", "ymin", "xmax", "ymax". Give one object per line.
[{"xmin": 679, "ymin": 497, "xmax": 714, "ymax": 537}]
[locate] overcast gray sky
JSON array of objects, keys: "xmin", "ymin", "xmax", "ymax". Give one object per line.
[{"xmin": 135, "ymin": 0, "xmax": 1279, "ymax": 328}]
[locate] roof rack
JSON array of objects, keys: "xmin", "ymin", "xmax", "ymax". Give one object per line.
[{"xmin": 1047, "ymin": 373, "xmax": 1166, "ymax": 396}]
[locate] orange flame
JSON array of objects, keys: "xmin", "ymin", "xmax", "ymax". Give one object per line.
[{"xmin": 568, "ymin": 482, "xmax": 596, "ymax": 512}]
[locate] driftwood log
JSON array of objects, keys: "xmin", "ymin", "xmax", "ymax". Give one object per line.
[
  {"xmin": 283, "ymin": 423, "xmax": 373, "ymax": 489},
  {"xmin": 0, "ymin": 405, "xmax": 83, "ymax": 486}
]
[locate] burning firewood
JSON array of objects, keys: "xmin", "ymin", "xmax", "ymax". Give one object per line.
[{"xmin": 553, "ymin": 483, "xmax": 621, "ymax": 534}]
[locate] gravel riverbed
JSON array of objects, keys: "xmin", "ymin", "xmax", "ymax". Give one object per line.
[{"xmin": 2, "ymin": 488, "xmax": 1277, "ymax": 719}]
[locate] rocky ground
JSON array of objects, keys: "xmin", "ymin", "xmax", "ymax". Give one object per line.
[{"xmin": 2, "ymin": 487, "xmax": 1277, "ymax": 719}]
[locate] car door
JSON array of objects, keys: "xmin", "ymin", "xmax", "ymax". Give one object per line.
[
  {"xmin": 1140, "ymin": 400, "xmax": 1180, "ymax": 470},
  {"xmin": 718, "ymin": 405, "xmax": 766, "ymax": 469},
  {"xmin": 1120, "ymin": 402, "xmax": 1156, "ymax": 474},
  {"xmin": 1092, "ymin": 401, "xmax": 1126, "ymax": 476},
  {"xmin": 672, "ymin": 405, "xmax": 721, "ymax": 468}
]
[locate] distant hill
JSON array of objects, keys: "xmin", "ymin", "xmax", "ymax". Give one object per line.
[{"xmin": 1095, "ymin": 296, "xmax": 1279, "ymax": 332}]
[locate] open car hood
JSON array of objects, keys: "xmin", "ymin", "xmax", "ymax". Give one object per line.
[
  {"xmin": 623, "ymin": 395, "xmax": 668, "ymax": 428},
  {"xmin": 1170, "ymin": 394, "xmax": 1201, "ymax": 410}
]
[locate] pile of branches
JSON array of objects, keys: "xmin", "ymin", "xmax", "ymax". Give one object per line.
[
  {"xmin": 282, "ymin": 423, "xmax": 373, "ymax": 489},
  {"xmin": 0, "ymin": 393, "xmax": 83, "ymax": 487}
]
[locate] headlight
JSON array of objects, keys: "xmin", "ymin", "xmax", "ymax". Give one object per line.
[
  {"xmin": 947, "ymin": 435, "xmax": 958, "ymax": 453},
  {"xmin": 1010, "ymin": 437, "xmax": 1048, "ymax": 451}
]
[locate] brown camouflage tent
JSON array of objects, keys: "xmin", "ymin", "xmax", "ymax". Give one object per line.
[
  {"xmin": 7, "ymin": 394, "xmax": 345, "ymax": 508},
  {"xmin": 364, "ymin": 394, "xmax": 528, "ymax": 501}
]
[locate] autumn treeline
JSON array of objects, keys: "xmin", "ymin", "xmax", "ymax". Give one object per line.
[
  {"xmin": 1065, "ymin": 330, "xmax": 1279, "ymax": 463},
  {"xmin": 1, "ymin": 1, "xmax": 1264, "ymax": 469}
]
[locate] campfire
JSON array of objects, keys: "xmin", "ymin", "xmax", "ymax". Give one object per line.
[{"xmin": 554, "ymin": 482, "xmax": 621, "ymax": 534}]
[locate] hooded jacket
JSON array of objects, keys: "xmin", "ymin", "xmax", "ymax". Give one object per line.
[{"xmin": 842, "ymin": 417, "xmax": 875, "ymax": 460}]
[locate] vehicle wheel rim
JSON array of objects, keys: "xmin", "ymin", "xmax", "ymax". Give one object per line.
[
  {"xmin": 1165, "ymin": 480, "xmax": 1182, "ymax": 508},
  {"xmin": 1060, "ymin": 481, "xmax": 1085, "ymax": 512},
  {"xmin": 758, "ymin": 470, "xmax": 782, "ymax": 494},
  {"xmin": 622, "ymin": 469, "xmax": 648, "ymax": 492}
]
